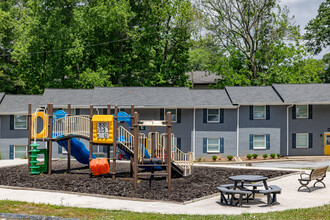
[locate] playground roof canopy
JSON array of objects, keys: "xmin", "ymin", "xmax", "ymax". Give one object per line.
[
  {"xmin": 0, "ymin": 95, "xmax": 42, "ymax": 114},
  {"xmin": 272, "ymin": 84, "xmax": 330, "ymax": 104},
  {"xmin": 225, "ymin": 86, "xmax": 284, "ymax": 105}
]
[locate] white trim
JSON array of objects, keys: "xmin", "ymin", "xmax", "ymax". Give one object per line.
[
  {"xmin": 207, "ymin": 138, "xmax": 220, "ymax": 153},
  {"xmin": 14, "ymin": 145, "xmax": 28, "ymax": 159},
  {"xmin": 14, "ymin": 115, "xmax": 27, "ymax": 129},
  {"xmin": 253, "ymin": 105, "xmax": 266, "ymax": 120},
  {"xmin": 164, "ymin": 108, "xmax": 177, "ymax": 123},
  {"xmin": 193, "ymin": 108, "xmax": 196, "ymax": 160},
  {"xmin": 296, "ymin": 133, "xmax": 309, "ymax": 148},
  {"xmin": 207, "ymin": 108, "xmax": 220, "ymax": 123},
  {"xmin": 287, "ymin": 105, "xmax": 293, "ymax": 156},
  {"xmin": 296, "ymin": 105, "xmax": 308, "ymax": 119},
  {"xmin": 253, "ymin": 134, "xmax": 266, "ymax": 150}
]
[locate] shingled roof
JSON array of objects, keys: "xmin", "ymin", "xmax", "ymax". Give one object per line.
[
  {"xmin": 40, "ymin": 89, "xmax": 93, "ymax": 107},
  {"xmin": 190, "ymin": 89, "xmax": 234, "ymax": 108},
  {"xmin": 272, "ymin": 84, "xmax": 330, "ymax": 104},
  {"xmin": 0, "ymin": 95, "xmax": 42, "ymax": 114},
  {"xmin": 225, "ymin": 86, "xmax": 283, "ymax": 105}
]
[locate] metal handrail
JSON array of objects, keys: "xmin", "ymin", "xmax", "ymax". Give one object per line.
[{"xmin": 52, "ymin": 115, "xmax": 90, "ymax": 139}]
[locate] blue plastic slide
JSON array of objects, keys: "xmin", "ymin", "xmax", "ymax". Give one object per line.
[{"xmin": 57, "ymin": 137, "xmax": 96, "ymax": 164}]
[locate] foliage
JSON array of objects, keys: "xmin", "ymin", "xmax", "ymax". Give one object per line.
[
  {"xmin": 0, "ymin": 151, "xmax": 2, "ymax": 160},
  {"xmin": 304, "ymin": 0, "xmax": 330, "ymax": 54},
  {"xmin": 270, "ymin": 153, "xmax": 275, "ymax": 159},
  {"xmin": 227, "ymin": 155, "xmax": 233, "ymax": 161},
  {"xmin": 252, "ymin": 154, "xmax": 258, "ymax": 159},
  {"xmin": 277, "ymin": 153, "xmax": 281, "ymax": 159},
  {"xmin": 212, "ymin": 155, "xmax": 217, "ymax": 162},
  {"xmin": 197, "ymin": 157, "xmax": 201, "ymax": 162},
  {"xmin": 246, "ymin": 154, "xmax": 252, "ymax": 160},
  {"xmin": 321, "ymin": 53, "xmax": 330, "ymax": 82},
  {"xmin": 262, "ymin": 154, "xmax": 268, "ymax": 159}
]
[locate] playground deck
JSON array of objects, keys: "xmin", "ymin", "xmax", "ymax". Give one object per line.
[{"xmin": 0, "ymin": 160, "xmax": 292, "ymax": 202}]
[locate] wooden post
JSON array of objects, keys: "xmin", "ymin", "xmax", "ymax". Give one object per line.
[
  {"xmin": 130, "ymin": 104, "xmax": 134, "ymax": 177},
  {"xmin": 67, "ymin": 104, "xmax": 71, "ymax": 173},
  {"xmin": 112, "ymin": 105, "xmax": 118, "ymax": 179},
  {"xmin": 28, "ymin": 103, "xmax": 32, "ymax": 172},
  {"xmin": 107, "ymin": 104, "xmax": 111, "ymax": 165},
  {"xmin": 166, "ymin": 112, "xmax": 172, "ymax": 190},
  {"xmin": 48, "ymin": 103, "xmax": 53, "ymax": 175},
  {"xmin": 151, "ymin": 126, "xmax": 155, "ymax": 180},
  {"xmin": 133, "ymin": 112, "xmax": 139, "ymax": 190},
  {"xmin": 89, "ymin": 105, "xmax": 93, "ymax": 175}
]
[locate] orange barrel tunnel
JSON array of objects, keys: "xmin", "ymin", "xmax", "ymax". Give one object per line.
[{"xmin": 90, "ymin": 158, "xmax": 110, "ymax": 176}]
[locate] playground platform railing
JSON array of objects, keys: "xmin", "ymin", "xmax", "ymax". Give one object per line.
[
  {"xmin": 53, "ymin": 115, "xmax": 90, "ymax": 139},
  {"xmin": 117, "ymin": 126, "xmax": 134, "ymax": 153}
]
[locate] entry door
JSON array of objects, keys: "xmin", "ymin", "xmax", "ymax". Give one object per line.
[{"xmin": 324, "ymin": 133, "xmax": 330, "ymax": 155}]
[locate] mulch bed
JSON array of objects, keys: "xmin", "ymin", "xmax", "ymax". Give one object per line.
[{"xmin": 0, "ymin": 160, "xmax": 293, "ymax": 202}]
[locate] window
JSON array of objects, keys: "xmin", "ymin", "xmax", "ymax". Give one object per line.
[
  {"xmin": 15, "ymin": 145, "xmax": 27, "ymax": 159},
  {"xmin": 93, "ymin": 145, "xmax": 105, "ymax": 157},
  {"xmin": 207, "ymin": 138, "xmax": 220, "ymax": 153},
  {"xmin": 296, "ymin": 133, "xmax": 308, "ymax": 148},
  {"xmin": 296, "ymin": 105, "xmax": 308, "ymax": 118},
  {"xmin": 207, "ymin": 109, "xmax": 220, "ymax": 122},
  {"xmin": 164, "ymin": 109, "xmax": 177, "ymax": 122},
  {"xmin": 253, "ymin": 135, "xmax": 266, "ymax": 149},
  {"xmin": 14, "ymin": 115, "xmax": 27, "ymax": 129},
  {"xmin": 63, "ymin": 108, "xmax": 75, "ymax": 116},
  {"xmin": 139, "ymin": 126, "xmax": 146, "ymax": 131},
  {"xmin": 253, "ymin": 106, "xmax": 266, "ymax": 119}
]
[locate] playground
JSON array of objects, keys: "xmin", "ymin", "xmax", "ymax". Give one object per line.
[{"xmin": 0, "ymin": 160, "xmax": 291, "ymax": 202}]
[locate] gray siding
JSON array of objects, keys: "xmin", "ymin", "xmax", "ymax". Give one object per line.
[
  {"xmin": 1, "ymin": 115, "xmax": 28, "ymax": 139},
  {"xmin": 195, "ymin": 109, "xmax": 237, "ymax": 132},
  {"xmin": 289, "ymin": 105, "xmax": 330, "ymax": 156}
]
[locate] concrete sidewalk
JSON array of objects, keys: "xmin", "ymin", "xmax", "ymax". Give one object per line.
[{"xmin": 0, "ymin": 171, "xmax": 329, "ymax": 215}]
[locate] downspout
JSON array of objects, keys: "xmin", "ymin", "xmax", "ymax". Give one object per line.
[
  {"xmin": 193, "ymin": 107, "xmax": 196, "ymax": 160},
  {"xmin": 287, "ymin": 105, "xmax": 293, "ymax": 156},
  {"xmin": 236, "ymin": 105, "xmax": 240, "ymax": 157}
]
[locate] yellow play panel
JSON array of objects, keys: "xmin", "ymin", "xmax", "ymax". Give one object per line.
[{"xmin": 323, "ymin": 133, "xmax": 330, "ymax": 155}]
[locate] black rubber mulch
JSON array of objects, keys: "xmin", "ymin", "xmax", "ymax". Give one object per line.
[{"xmin": 0, "ymin": 161, "xmax": 293, "ymax": 202}]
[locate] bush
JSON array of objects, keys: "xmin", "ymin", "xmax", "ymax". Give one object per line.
[
  {"xmin": 197, "ymin": 157, "xmax": 201, "ymax": 162},
  {"xmin": 0, "ymin": 151, "xmax": 2, "ymax": 160},
  {"xmin": 263, "ymin": 154, "xmax": 268, "ymax": 159},
  {"xmin": 212, "ymin": 155, "xmax": 217, "ymax": 162},
  {"xmin": 277, "ymin": 153, "xmax": 281, "ymax": 159},
  {"xmin": 246, "ymin": 154, "xmax": 252, "ymax": 160},
  {"xmin": 270, "ymin": 153, "xmax": 275, "ymax": 159},
  {"xmin": 252, "ymin": 154, "xmax": 258, "ymax": 159},
  {"xmin": 227, "ymin": 155, "xmax": 233, "ymax": 161}
]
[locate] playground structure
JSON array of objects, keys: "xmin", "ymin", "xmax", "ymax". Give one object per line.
[{"xmin": 27, "ymin": 103, "xmax": 193, "ymax": 190}]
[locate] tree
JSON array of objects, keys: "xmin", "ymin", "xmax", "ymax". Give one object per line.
[{"xmin": 304, "ymin": 0, "xmax": 330, "ymax": 55}]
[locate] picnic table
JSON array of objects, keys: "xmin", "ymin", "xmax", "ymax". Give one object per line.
[{"xmin": 217, "ymin": 175, "xmax": 281, "ymax": 207}]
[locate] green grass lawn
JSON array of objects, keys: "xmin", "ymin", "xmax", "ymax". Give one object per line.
[{"xmin": 0, "ymin": 200, "xmax": 329, "ymax": 220}]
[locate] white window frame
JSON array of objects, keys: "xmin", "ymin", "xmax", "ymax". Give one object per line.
[
  {"xmin": 253, "ymin": 134, "xmax": 266, "ymax": 149},
  {"xmin": 14, "ymin": 115, "xmax": 27, "ymax": 129},
  {"xmin": 253, "ymin": 105, "xmax": 266, "ymax": 120},
  {"xmin": 296, "ymin": 133, "xmax": 309, "ymax": 148},
  {"xmin": 207, "ymin": 138, "xmax": 220, "ymax": 153},
  {"xmin": 296, "ymin": 105, "xmax": 308, "ymax": 119},
  {"xmin": 14, "ymin": 145, "xmax": 27, "ymax": 159},
  {"xmin": 164, "ymin": 108, "xmax": 177, "ymax": 123},
  {"xmin": 207, "ymin": 109, "xmax": 220, "ymax": 123}
]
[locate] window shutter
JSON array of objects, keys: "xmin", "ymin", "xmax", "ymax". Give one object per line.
[
  {"xmin": 58, "ymin": 145, "xmax": 63, "ymax": 154},
  {"xmin": 309, "ymin": 133, "xmax": 313, "ymax": 148},
  {"xmin": 75, "ymin": 109, "xmax": 80, "ymax": 115},
  {"xmin": 292, "ymin": 105, "xmax": 296, "ymax": 119},
  {"xmin": 177, "ymin": 137, "xmax": 181, "ymax": 150},
  {"xmin": 203, "ymin": 109, "xmax": 207, "ymax": 123},
  {"xmin": 266, "ymin": 134, "xmax": 270, "ymax": 150},
  {"xmin": 249, "ymin": 106, "xmax": 253, "ymax": 120},
  {"xmin": 177, "ymin": 109, "xmax": 181, "ymax": 124},
  {"xmin": 249, "ymin": 134, "xmax": 253, "ymax": 150},
  {"xmin": 10, "ymin": 115, "xmax": 14, "ymax": 130},
  {"xmin": 220, "ymin": 138, "xmax": 224, "ymax": 153},
  {"xmin": 220, "ymin": 109, "xmax": 224, "ymax": 124},
  {"xmin": 9, "ymin": 145, "xmax": 14, "ymax": 159},
  {"xmin": 292, "ymin": 133, "xmax": 296, "ymax": 148},
  {"xmin": 266, "ymin": 105, "xmax": 270, "ymax": 120},
  {"xmin": 160, "ymin": 109, "xmax": 164, "ymax": 120},
  {"xmin": 203, "ymin": 138, "xmax": 207, "ymax": 153},
  {"xmin": 308, "ymin": 105, "xmax": 313, "ymax": 119},
  {"xmin": 103, "ymin": 145, "xmax": 108, "ymax": 152}
]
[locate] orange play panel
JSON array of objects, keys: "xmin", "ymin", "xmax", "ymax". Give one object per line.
[{"xmin": 90, "ymin": 158, "xmax": 110, "ymax": 176}]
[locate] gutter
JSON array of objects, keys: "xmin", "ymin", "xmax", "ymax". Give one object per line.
[
  {"xmin": 193, "ymin": 107, "xmax": 196, "ymax": 160},
  {"xmin": 287, "ymin": 105, "xmax": 293, "ymax": 156},
  {"xmin": 236, "ymin": 105, "xmax": 240, "ymax": 157}
]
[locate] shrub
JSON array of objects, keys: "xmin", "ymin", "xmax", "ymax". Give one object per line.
[
  {"xmin": 252, "ymin": 154, "xmax": 258, "ymax": 159},
  {"xmin": 0, "ymin": 151, "xmax": 2, "ymax": 160},
  {"xmin": 246, "ymin": 154, "xmax": 252, "ymax": 160},
  {"xmin": 203, "ymin": 157, "xmax": 206, "ymax": 162},
  {"xmin": 270, "ymin": 153, "xmax": 275, "ymax": 159},
  {"xmin": 263, "ymin": 154, "xmax": 268, "ymax": 159},
  {"xmin": 277, "ymin": 153, "xmax": 281, "ymax": 159},
  {"xmin": 227, "ymin": 155, "xmax": 233, "ymax": 161},
  {"xmin": 212, "ymin": 155, "xmax": 217, "ymax": 162},
  {"xmin": 197, "ymin": 157, "xmax": 201, "ymax": 162}
]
